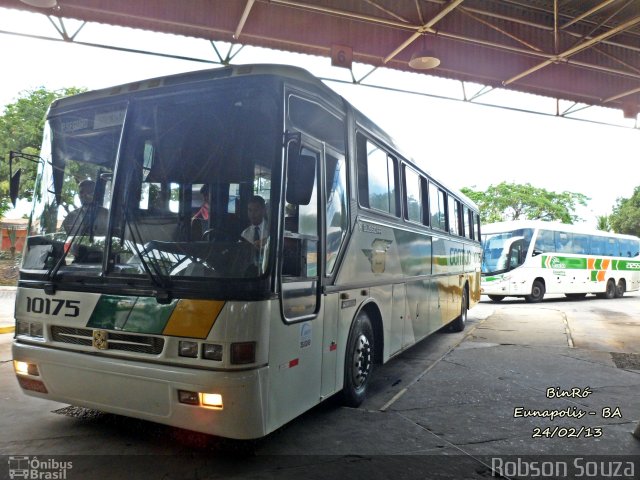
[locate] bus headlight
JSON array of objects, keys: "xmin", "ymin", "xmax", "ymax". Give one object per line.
[
  {"xmin": 177, "ymin": 390, "xmax": 223, "ymax": 410},
  {"xmin": 14, "ymin": 361, "xmax": 39, "ymax": 376},
  {"xmin": 16, "ymin": 321, "xmax": 44, "ymax": 338},
  {"xmin": 178, "ymin": 341, "xmax": 198, "ymax": 358},
  {"xmin": 203, "ymin": 343, "xmax": 223, "ymax": 361},
  {"xmin": 201, "ymin": 393, "xmax": 223, "ymax": 409}
]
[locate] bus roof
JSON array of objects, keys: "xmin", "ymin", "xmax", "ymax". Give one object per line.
[
  {"xmin": 48, "ymin": 63, "xmax": 478, "ymax": 212},
  {"xmin": 482, "ymin": 220, "xmax": 640, "ymax": 241},
  {"xmin": 50, "ymin": 64, "xmax": 342, "ymax": 109}
]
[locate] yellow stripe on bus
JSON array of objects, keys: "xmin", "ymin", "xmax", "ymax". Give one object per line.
[{"xmin": 162, "ymin": 300, "xmax": 225, "ymax": 339}]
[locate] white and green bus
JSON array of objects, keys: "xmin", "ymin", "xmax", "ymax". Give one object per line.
[
  {"xmin": 481, "ymin": 220, "xmax": 640, "ymax": 303},
  {"xmin": 11, "ymin": 64, "xmax": 481, "ymax": 439}
]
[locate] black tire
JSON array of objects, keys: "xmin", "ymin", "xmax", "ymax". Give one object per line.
[
  {"xmin": 565, "ymin": 293, "xmax": 587, "ymax": 300},
  {"xmin": 615, "ymin": 280, "xmax": 625, "ymax": 298},
  {"xmin": 449, "ymin": 287, "xmax": 468, "ymax": 332},
  {"xmin": 605, "ymin": 279, "xmax": 616, "ymax": 299},
  {"xmin": 488, "ymin": 295, "xmax": 505, "ymax": 302},
  {"xmin": 342, "ymin": 311, "xmax": 374, "ymax": 408},
  {"xmin": 524, "ymin": 280, "xmax": 545, "ymax": 303}
]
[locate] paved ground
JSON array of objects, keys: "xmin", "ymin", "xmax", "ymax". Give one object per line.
[
  {"xmin": 0, "ymin": 287, "xmax": 15, "ymax": 334},
  {"xmin": 0, "ymin": 291, "xmax": 639, "ymax": 479}
]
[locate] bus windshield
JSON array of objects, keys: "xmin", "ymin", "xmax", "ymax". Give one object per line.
[
  {"xmin": 23, "ymin": 83, "xmax": 280, "ymax": 287},
  {"xmin": 481, "ymin": 228, "xmax": 534, "ymax": 274}
]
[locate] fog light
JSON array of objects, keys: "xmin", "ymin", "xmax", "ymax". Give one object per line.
[
  {"xmin": 17, "ymin": 376, "xmax": 48, "ymax": 394},
  {"xmin": 203, "ymin": 343, "xmax": 223, "ymax": 361},
  {"xmin": 201, "ymin": 393, "xmax": 223, "ymax": 409},
  {"xmin": 179, "ymin": 341, "xmax": 198, "ymax": 358},
  {"xmin": 230, "ymin": 342, "xmax": 256, "ymax": 364},
  {"xmin": 14, "ymin": 361, "xmax": 39, "ymax": 376},
  {"xmin": 178, "ymin": 390, "xmax": 199, "ymax": 405}
]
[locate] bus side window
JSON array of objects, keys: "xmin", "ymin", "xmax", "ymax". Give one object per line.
[
  {"xmin": 325, "ymin": 153, "xmax": 348, "ymax": 274},
  {"xmin": 463, "ymin": 206, "xmax": 472, "ymax": 239},
  {"xmin": 534, "ymin": 229, "xmax": 554, "ymax": 252},
  {"xmin": 430, "ymin": 184, "xmax": 446, "ymax": 230},
  {"xmin": 448, "ymin": 196, "xmax": 459, "ymax": 236},
  {"xmin": 403, "ymin": 166, "xmax": 422, "ymax": 224}
]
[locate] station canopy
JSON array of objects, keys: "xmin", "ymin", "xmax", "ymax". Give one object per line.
[{"xmin": 2, "ymin": 0, "xmax": 640, "ymax": 118}]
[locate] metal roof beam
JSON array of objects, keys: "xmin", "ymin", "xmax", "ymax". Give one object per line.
[
  {"xmin": 503, "ymin": 14, "xmax": 640, "ymax": 86},
  {"xmin": 382, "ymin": 0, "xmax": 464, "ymax": 64},
  {"xmin": 561, "ymin": 0, "xmax": 617, "ymax": 30},
  {"xmin": 233, "ymin": 0, "xmax": 255, "ymax": 40}
]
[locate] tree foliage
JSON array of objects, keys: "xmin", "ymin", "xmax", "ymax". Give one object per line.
[
  {"xmin": 461, "ymin": 182, "xmax": 589, "ymax": 224},
  {"xmin": 608, "ymin": 186, "xmax": 640, "ymax": 236},
  {"xmin": 0, "ymin": 87, "xmax": 85, "ymax": 218},
  {"xmin": 596, "ymin": 215, "xmax": 610, "ymax": 232}
]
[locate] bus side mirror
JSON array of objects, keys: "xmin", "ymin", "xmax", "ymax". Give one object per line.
[
  {"xmin": 9, "ymin": 168, "xmax": 21, "ymax": 207},
  {"xmin": 532, "ymin": 249, "xmax": 543, "ymax": 257},
  {"xmin": 285, "ymin": 133, "xmax": 315, "ymax": 206},
  {"xmin": 286, "ymin": 154, "xmax": 315, "ymax": 205}
]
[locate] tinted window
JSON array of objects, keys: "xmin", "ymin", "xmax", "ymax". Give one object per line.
[
  {"xmin": 404, "ymin": 166, "xmax": 422, "ymax": 223},
  {"xmin": 448, "ymin": 197, "xmax": 460, "ymax": 236},
  {"xmin": 288, "ymin": 95, "xmax": 345, "ymax": 151},
  {"xmin": 358, "ymin": 137, "xmax": 398, "ymax": 216},
  {"xmin": 429, "ymin": 184, "xmax": 446, "ymax": 231}
]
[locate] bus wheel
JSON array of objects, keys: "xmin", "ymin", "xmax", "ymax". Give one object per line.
[
  {"xmin": 615, "ymin": 280, "xmax": 626, "ymax": 298},
  {"xmin": 342, "ymin": 311, "xmax": 374, "ymax": 408},
  {"xmin": 449, "ymin": 288, "xmax": 468, "ymax": 332},
  {"xmin": 601, "ymin": 279, "xmax": 616, "ymax": 299},
  {"xmin": 488, "ymin": 295, "xmax": 505, "ymax": 302},
  {"xmin": 525, "ymin": 280, "xmax": 545, "ymax": 303}
]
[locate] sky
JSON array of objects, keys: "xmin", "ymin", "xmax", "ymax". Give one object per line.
[{"xmin": 1, "ymin": 7, "xmax": 639, "ymax": 226}]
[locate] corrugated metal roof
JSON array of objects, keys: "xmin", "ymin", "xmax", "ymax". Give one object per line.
[{"xmin": 2, "ymin": 0, "xmax": 639, "ymax": 115}]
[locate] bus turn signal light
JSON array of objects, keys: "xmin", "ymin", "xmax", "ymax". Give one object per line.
[{"xmin": 230, "ymin": 342, "xmax": 256, "ymax": 364}]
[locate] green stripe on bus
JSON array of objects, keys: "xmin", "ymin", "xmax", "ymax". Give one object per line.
[
  {"xmin": 613, "ymin": 259, "xmax": 640, "ymax": 271},
  {"xmin": 590, "ymin": 271, "xmax": 598, "ymax": 282},
  {"xmin": 87, "ymin": 295, "xmax": 178, "ymax": 334},
  {"xmin": 541, "ymin": 256, "xmax": 587, "ymax": 269},
  {"xmin": 541, "ymin": 255, "xmax": 639, "ymax": 271}
]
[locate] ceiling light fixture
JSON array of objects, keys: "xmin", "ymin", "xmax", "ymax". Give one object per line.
[{"xmin": 409, "ymin": 35, "xmax": 440, "ymax": 70}]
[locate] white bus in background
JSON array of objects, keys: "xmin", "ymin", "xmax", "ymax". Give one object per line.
[
  {"xmin": 11, "ymin": 64, "xmax": 481, "ymax": 440},
  {"xmin": 481, "ymin": 221, "xmax": 640, "ymax": 302}
]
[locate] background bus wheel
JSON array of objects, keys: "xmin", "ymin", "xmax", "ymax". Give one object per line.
[
  {"xmin": 342, "ymin": 311, "xmax": 374, "ymax": 408},
  {"xmin": 615, "ymin": 280, "xmax": 626, "ymax": 298},
  {"xmin": 525, "ymin": 280, "xmax": 545, "ymax": 303},
  {"xmin": 605, "ymin": 279, "xmax": 616, "ymax": 299},
  {"xmin": 449, "ymin": 288, "xmax": 468, "ymax": 332},
  {"xmin": 488, "ymin": 295, "xmax": 505, "ymax": 302}
]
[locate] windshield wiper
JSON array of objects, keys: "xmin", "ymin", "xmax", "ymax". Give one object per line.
[{"xmin": 122, "ymin": 213, "xmax": 173, "ymax": 304}]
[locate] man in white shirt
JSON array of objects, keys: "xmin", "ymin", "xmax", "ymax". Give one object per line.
[{"xmin": 241, "ymin": 195, "xmax": 269, "ymax": 247}]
